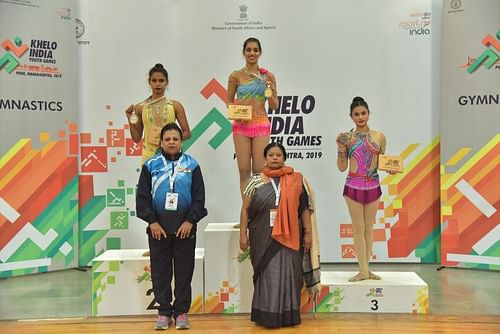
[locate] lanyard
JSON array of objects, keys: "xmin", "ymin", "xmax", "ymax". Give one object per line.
[
  {"xmin": 161, "ymin": 154, "xmax": 184, "ymax": 193},
  {"xmin": 270, "ymin": 178, "xmax": 281, "ymax": 207}
]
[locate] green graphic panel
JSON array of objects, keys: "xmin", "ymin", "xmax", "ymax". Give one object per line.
[
  {"xmin": 0, "ymin": 177, "xmax": 79, "ymax": 278},
  {"xmin": 79, "ymin": 195, "xmax": 108, "ymax": 266},
  {"xmin": 415, "ymin": 224, "xmax": 440, "ymax": 263},
  {"xmin": 182, "ymin": 107, "xmax": 232, "ymax": 152}
]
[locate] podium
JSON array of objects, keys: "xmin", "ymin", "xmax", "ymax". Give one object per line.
[
  {"xmin": 91, "ymin": 226, "xmax": 430, "ymax": 316},
  {"xmin": 204, "ymin": 223, "xmax": 254, "ymax": 313},
  {"xmin": 92, "ymin": 248, "xmax": 205, "ymax": 316},
  {"xmin": 314, "ymin": 271, "xmax": 429, "ymax": 313}
]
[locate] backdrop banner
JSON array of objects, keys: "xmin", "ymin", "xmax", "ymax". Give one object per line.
[
  {"xmin": 0, "ymin": 0, "xmax": 78, "ymax": 277},
  {"xmin": 76, "ymin": 0, "xmax": 441, "ymax": 265},
  {"xmin": 440, "ymin": 0, "xmax": 499, "ymax": 270},
  {"xmin": 1, "ymin": 1, "xmax": 444, "ymax": 279}
]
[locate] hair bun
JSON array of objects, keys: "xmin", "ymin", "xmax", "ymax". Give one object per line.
[
  {"xmin": 352, "ymin": 96, "xmax": 365, "ymax": 103},
  {"xmin": 154, "ymin": 63, "xmax": 164, "ymax": 69}
]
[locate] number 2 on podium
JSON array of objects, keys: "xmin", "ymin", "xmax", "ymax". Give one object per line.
[{"xmin": 146, "ymin": 288, "xmax": 160, "ymax": 310}]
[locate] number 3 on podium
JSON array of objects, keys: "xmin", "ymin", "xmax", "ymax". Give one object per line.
[{"xmin": 370, "ymin": 299, "xmax": 379, "ymax": 311}]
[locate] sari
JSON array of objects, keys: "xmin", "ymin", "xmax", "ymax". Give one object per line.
[{"xmin": 244, "ymin": 173, "xmax": 309, "ymax": 328}]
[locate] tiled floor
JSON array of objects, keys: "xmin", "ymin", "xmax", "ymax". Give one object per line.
[{"xmin": 0, "ymin": 263, "xmax": 498, "ymax": 320}]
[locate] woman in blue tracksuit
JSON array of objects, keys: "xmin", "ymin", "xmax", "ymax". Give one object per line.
[{"xmin": 136, "ymin": 123, "xmax": 207, "ymax": 330}]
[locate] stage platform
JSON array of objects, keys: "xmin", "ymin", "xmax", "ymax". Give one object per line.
[
  {"xmin": 315, "ymin": 271, "xmax": 428, "ymax": 313},
  {"xmin": 90, "ymin": 222, "xmax": 428, "ymax": 315}
]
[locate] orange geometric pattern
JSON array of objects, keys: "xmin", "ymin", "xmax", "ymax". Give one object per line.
[
  {"xmin": 0, "ymin": 139, "xmax": 78, "ymax": 248},
  {"xmin": 382, "ymin": 138, "xmax": 440, "ymax": 258},
  {"xmin": 440, "ymin": 135, "xmax": 499, "ymax": 267}
]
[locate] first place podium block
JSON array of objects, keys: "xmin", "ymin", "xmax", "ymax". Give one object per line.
[
  {"xmin": 315, "ymin": 271, "xmax": 429, "ymax": 313},
  {"xmin": 92, "ymin": 248, "xmax": 204, "ymax": 316}
]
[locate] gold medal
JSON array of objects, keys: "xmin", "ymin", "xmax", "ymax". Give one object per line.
[{"xmin": 264, "ymin": 85, "xmax": 272, "ymax": 98}]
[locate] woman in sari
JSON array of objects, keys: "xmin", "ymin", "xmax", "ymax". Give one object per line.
[{"xmin": 239, "ymin": 142, "xmax": 316, "ymax": 328}]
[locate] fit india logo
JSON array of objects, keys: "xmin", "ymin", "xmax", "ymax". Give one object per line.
[
  {"xmin": 0, "ymin": 36, "xmax": 29, "ymax": 73},
  {"xmin": 463, "ymin": 30, "xmax": 500, "ymax": 73}
]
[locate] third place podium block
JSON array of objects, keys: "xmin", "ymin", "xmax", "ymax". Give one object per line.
[{"xmin": 314, "ymin": 271, "xmax": 429, "ymax": 313}]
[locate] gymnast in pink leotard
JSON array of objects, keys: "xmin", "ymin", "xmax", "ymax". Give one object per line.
[
  {"xmin": 342, "ymin": 128, "xmax": 382, "ymax": 204},
  {"xmin": 336, "ymin": 96, "xmax": 389, "ymax": 282},
  {"xmin": 227, "ymin": 37, "xmax": 279, "ymax": 197}
]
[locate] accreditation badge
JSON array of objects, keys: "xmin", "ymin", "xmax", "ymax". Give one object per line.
[
  {"xmin": 269, "ymin": 209, "xmax": 277, "ymax": 227},
  {"xmin": 147, "ymin": 125, "xmax": 162, "ymax": 145},
  {"xmin": 165, "ymin": 192, "xmax": 179, "ymax": 211}
]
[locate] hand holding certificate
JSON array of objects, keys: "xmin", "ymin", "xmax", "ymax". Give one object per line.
[{"xmin": 378, "ymin": 154, "xmax": 403, "ymax": 173}]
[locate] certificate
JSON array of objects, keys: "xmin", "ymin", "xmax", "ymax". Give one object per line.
[
  {"xmin": 378, "ymin": 154, "xmax": 403, "ymax": 173},
  {"xmin": 227, "ymin": 104, "xmax": 252, "ymax": 121}
]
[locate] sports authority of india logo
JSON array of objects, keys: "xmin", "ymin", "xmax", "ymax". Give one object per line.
[
  {"xmin": 448, "ymin": 0, "xmax": 464, "ymax": 14},
  {"xmin": 0, "ymin": 37, "xmax": 29, "ymax": 73},
  {"xmin": 76, "ymin": 19, "xmax": 90, "ymax": 45},
  {"xmin": 76, "ymin": 19, "xmax": 85, "ymax": 39},
  {"xmin": 398, "ymin": 11, "xmax": 431, "ymax": 36},
  {"xmin": 463, "ymin": 30, "xmax": 500, "ymax": 73},
  {"xmin": 450, "ymin": 0, "xmax": 461, "ymax": 10}
]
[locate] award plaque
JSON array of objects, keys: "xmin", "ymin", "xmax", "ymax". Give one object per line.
[
  {"xmin": 378, "ymin": 154, "xmax": 403, "ymax": 173},
  {"xmin": 228, "ymin": 104, "xmax": 253, "ymax": 120}
]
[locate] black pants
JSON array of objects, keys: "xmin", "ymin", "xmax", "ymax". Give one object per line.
[{"xmin": 148, "ymin": 234, "xmax": 196, "ymax": 317}]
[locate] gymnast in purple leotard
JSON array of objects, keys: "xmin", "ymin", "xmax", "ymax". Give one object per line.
[{"xmin": 336, "ymin": 96, "xmax": 389, "ymax": 282}]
